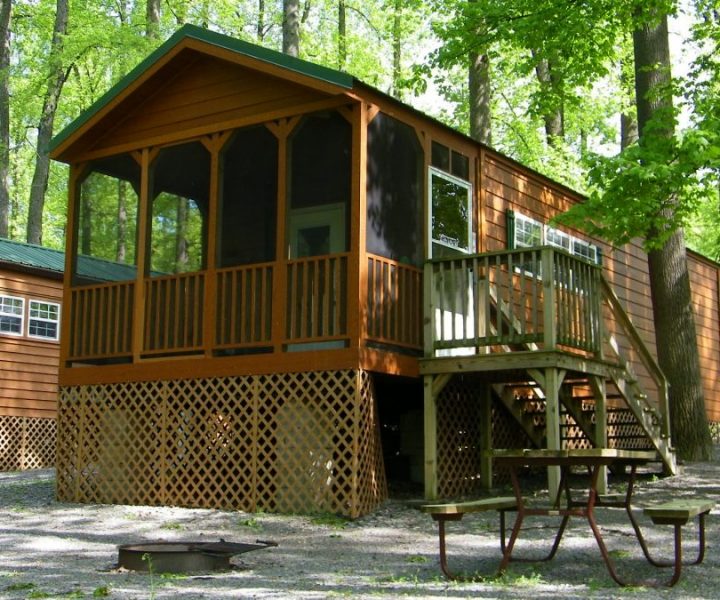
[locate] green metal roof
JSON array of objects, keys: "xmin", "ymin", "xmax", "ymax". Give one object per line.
[
  {"xmin": 0, "ymin": 238, "xmax": 65, "ymax": 274},
  {"xmin": 50, "ymin": 24, "xmax": 355, "ymax": 155}
]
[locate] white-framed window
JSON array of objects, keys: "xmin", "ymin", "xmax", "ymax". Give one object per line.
[
  {"xmin": 428, "ymin": 167, "xmax": 473, "ymax": 257},
  {"xmin": 514, "ymin": 214, "xmax": 543, "ymax": 248},
  {"xmin": 27, "ymin": 300, "xmax": 61, "ymax": 341},
  {"xmin": 511, "ymin": 211, "xmax": 600, "ymax": 264},
  {"xmin": 0, "ymin": 295, "xmax": 24, "ymax": 336}
]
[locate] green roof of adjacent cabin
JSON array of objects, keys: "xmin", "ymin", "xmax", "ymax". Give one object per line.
[
  {"xmin": 0, "ymin": 238, "xmax": 65, "ymax": 275},
  {"xmin": 49, "ymin": 24, "xmax": 355, "ymax": 154}
]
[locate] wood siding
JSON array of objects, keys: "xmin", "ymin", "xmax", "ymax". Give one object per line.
[
  {"xmin": 688, "ymin": 253, "xmax": 720, "ymax": 421},
  {"xmin": 88, "ymin": 52, "xmax": 331, "ymax": 157},
  {"xmin": 0, "ymin": 270, "xmax": 61, "ymax": 419}
]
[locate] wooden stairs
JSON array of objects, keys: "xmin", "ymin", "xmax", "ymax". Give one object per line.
[{"xmin": 490, "ymin": 275, "xmax": 676, "ymax": 474}]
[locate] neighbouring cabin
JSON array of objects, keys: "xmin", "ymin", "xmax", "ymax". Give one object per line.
[
  {"xmin": 50, "ymin": 25, "xmax": 720, "ymax": 517},
  {"xmin": 0, "ymin": 239, "xmax": 63, "ymax": 471}
]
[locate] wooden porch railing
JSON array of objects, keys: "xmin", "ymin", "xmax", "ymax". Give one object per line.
[
  {"xmin": 143, "ymin": 272, "xmax": 205, "ymax": 355},
  {"xmin": 366, "ymin": 254, "xmax": 423, "ymax": 350},
  {"xmin": 216, "ymin": 263, "xmax": 273, "ymax": 349},
  {"xmin": 69, "ymin": 281, "xmax": 134, "ymax": 361},
  {"xmin": 424, "ymin": 247, "xmax": 602, "ymax": 355},
  {"xmin": 600, "ymin": 278, "xmax": 670, "ymax": 438},
  {"xmin": 284, "ymin": 254, "xmax": 349, "ymax": 344}
]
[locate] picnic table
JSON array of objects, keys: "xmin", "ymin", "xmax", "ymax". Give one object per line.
[{"xmin": 423, "ymin": 448, "xmax": 713, "ymax": 587}]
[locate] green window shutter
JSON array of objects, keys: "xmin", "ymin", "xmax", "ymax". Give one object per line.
[{"xmin": 506, "ymin": 209, "xmax": 516, "ymax": 249}]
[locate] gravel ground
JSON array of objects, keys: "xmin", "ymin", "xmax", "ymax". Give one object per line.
[{"xmin": 0, "ymin": 452, "xmax": 718, "ymax": 600}]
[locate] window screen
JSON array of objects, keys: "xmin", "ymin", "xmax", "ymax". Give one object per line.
[
  {"xmin": 219, "ymin": 127, "xmax": 278, "ymax": 267},
  {"xmin": 366, "ymin": 112, "xmax": 423, "ymax": 265},
  {"xmin": 0, "ymin": 295, "xmax": 23, "ymax": 336},
  {"xmin": 28, "ymin": 300, "xmax": 60, "ymax": 341}
]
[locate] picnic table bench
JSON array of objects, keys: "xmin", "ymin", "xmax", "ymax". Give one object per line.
[{"xmin": 420, "ymin": 496, "xmax": 517, "ymax": 580}]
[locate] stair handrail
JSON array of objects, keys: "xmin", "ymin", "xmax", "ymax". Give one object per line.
[{"xmin": 599, "ymin": 277, "xmax": 670, "ymax": 438}]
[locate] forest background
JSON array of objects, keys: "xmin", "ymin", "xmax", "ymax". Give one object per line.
[
  {"xmin": 0, "ymin": 0, "xmax": 719, "ymax": 459},
  {"xmin": 0, "ymin": 0, "xmax": 717, "ymax": 259}
]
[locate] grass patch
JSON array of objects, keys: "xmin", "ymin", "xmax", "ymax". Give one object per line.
[{"xmin": 310, "ymin": 513, "xmax": 350, "ymax": 530}]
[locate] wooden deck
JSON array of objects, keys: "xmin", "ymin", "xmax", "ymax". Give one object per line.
[{"xmin": 420, "ymin": 247, "xmax": 675, "ymax": 499}]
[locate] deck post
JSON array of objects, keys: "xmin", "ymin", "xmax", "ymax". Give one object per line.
[
  {"xmin": 590, "ymin": 375, "xmax": 609, "ymax": 494},
  {"xmin": 544, "ymin": 367, "xmax": 564, "ymax": 500},
  {"xmin": 480, "ymin": 383, "xmax": 493, "ymax": 490},
  {"xmin": 542, "ymin": 248, "xmax": 557, "ymax": 350},
  {"xmin": 423, "ymin": 374, "xmax": 438, "ymax": 499}
]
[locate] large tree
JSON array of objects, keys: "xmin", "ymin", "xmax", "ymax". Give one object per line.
[
  {"xmin": 631, "ymin": 7, "xmax": 712, "ymax": 461},
  {"xmin": 559, "ymin": 2, "xmax": 715, "ymax": 460},
  {"xmin": 0, "ymin": 0, "xmax": 10, "ymax": 238},
  {"xmin": 26, "ymin": 0, "xmax": 69, "ymax": 245}
]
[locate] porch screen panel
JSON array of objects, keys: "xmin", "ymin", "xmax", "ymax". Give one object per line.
[
  {"xmin": 288, "ymin": 111, "xmax": 351, "ymax": 257},
  {"xmin": 366, "ymin": 112, "xmax": 423, "ymax": 266},
  {"xmin": 75, "ymin": 154, "xmax": 140, "ymax": 284},
  {"xmin": 71, "ymin": 154, "xmax": 140, "ymax": 360},
  {"xmin": 149, "ymin": 142, "xmax": 210, "ymax": 276},
  {"xmin": 219, "ymin": 127, "xmax": 278, "ymax": 267}
]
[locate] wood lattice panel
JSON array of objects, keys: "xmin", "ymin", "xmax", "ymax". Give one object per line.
[
  {"xmin": 57, "ymin": 370, "xmax": 386, "ymax": 518},
  {"xmin": 0, "ymin": 416, "xmax": 56, "ymax": 471},
  {"xmin": 436, "ymin": 375, "xmax": 484, "ymax": 498}
]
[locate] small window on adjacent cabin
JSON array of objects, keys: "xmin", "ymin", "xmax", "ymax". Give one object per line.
[
  {"xmin": 366, "ymin": 112, "xmax": 423, "ymax": 265},
  {"xmin": 0, "ymin": 295, "xmax": 23, "ymax": 336},
  {"xmin": 75, "ymin": 153, "xmax": 141, "ymax": 284},
  {"xmin": 219, "ymin": 127, "xmax": 278, "ymax": 267},
  {"xmin": 28, "ymin": 300, "xmax": 60, "ymax": 341},
  {"xmin": 149, "ymin": 142, "xmax": 210, "ymax": 275},
  {"xmin": 429, "ymin": 168, "xmax": 473, "ymax": 257},
  {"xmin": 287, "ymin": 111, "xmax": 351, "ymax": 258}
]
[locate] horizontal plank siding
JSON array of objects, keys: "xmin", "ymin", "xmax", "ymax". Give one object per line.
[
  {"xmin": 0, "ymin": 268, "xmax": 61, "ymax": 418},
  {"xmin": 688, "ymin": 254, "xmax": 720, "ymax": 421}
]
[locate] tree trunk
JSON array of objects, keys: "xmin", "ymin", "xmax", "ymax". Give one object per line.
[
  {"xmin": 175, "ymin": 197, "xmax": 189, "ymax": 272},
  {"xmin": 469, "ymin": 51, "xmax": 491, "ymax": 145},
  {"xmin": 533, "ymin": 54, "xmax": 564, "ymax": 146},
  {"xmin": 283, "ymin": 0, "xmax": 300, "ymax": 57},
  {"xmin": 0, "ymin": 0, "xmax": 11, "ymax": 238},
  {"xmin": 116, "ymin": 180, "xmax": 127, "ymax": 263},
  {"xmin": 146, "ymin": 0, "xmax": 161, "ymax": 38},
  {"xmin": 633, "ymin": 13, "xmax": 713, "ymax": 461},
  {"xmin": 390, "ymin": 0, "xmax": 403, "ymax": 99},
  {"xmin": 620, "ymin": 112, "xmax": 638, "ymax": 149},
  {"xmin": 257, "ymin": 0, "xmax": 265, "ymax": 42},
  {"xmin": 337, "ymin": 0, "xmax": 346, "ymax": 70},
  {"xmin": 26, "ymin": 0, "xmax": 69, "ymax": 245}
]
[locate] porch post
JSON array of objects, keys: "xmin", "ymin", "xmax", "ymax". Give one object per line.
[
  {"xmin": 480, "ymin": 383, "xmax": 493, "ymax": 490},
  {"xmin": 423, "ymin": 374, "xmax": 438, "ymax": 499},
  {"xmin": 544, "ymin": 367, "xmax": 564, "ymax": 500},
  {"xmin": 590, "ymin": 375, "xmax": 609, "ymax": 494}
]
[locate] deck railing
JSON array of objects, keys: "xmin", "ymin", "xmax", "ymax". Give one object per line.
[
  {"xmin": 424, "ymin": 247, "xmax": 602, "ymax": 356},
  {"xmin": 143, "ymin": 271, "xmax": 205, "ymax": 354},
  {"xmin": 366, "ymin": 255, "xmax": 423, "ymax": 350},
  {"xmin": 285, "ymin": 254, "xmax": 349, "ymax": 345},
  {"xmin": 216, "ymin": 263, "xmax": 273, "ymax": 349},
  {"xmin": 69, "ymin": 280, "xmax": 134, "ymax": 361}
]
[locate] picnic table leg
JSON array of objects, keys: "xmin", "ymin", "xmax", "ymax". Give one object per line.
[
  {"xmin": 583, "ymin": 464, "xmax": 633, "ymax": 586},
  {"xmin": 497, "ymin": 466, "xmax": 570, "ymax": 573},
  {"xmin": 617, "ymin": 466, "xmax": 707, "ymax": 569}
]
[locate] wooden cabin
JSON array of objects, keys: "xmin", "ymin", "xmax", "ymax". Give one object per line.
[
  {"xmin": 0, "ymin": 238, "xmax": 63, "ymax": 470},
  {"xmin": 50, "ymin": 25, "xmax": 720, "ymax": 517}
]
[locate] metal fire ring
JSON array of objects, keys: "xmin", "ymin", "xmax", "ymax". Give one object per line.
[{"xmin": 117, "ymin": 539, "xmax": 277, "ymax": 573}]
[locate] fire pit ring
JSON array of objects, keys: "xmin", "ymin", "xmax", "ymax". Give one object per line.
[{"xmin": 117, "ymin": 539, "xmax": 277, "ymax": 573}]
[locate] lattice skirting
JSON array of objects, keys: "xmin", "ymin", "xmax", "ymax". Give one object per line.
[
  {"xmin": 0, "ymin": 415, "xmax": 56, "ymax": 471},
  {"xmin": 57, "ymin": 370, "xmax": 387, "ymax": 518}
]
